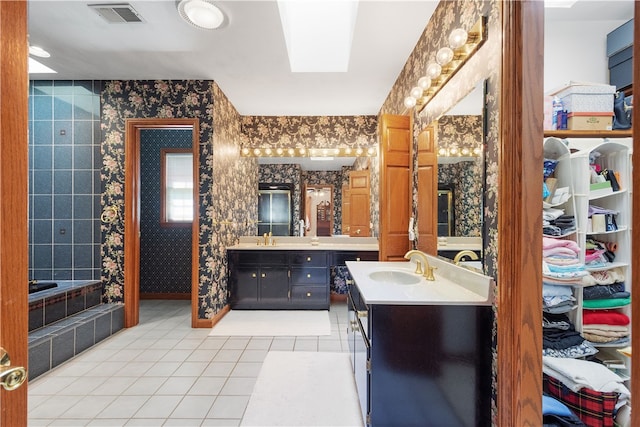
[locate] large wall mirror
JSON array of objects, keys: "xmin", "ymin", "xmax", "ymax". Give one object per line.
[
  {"xmin": 424, "ymin": 80, "xmax": 486, "ymax": 267},
  {"xmin": 437, "ymin": 81, "xmax": 485, "ymax": 238},
  {"xmin": 257, "ymin": 157, "xmax": 359, "ymax": 237}
]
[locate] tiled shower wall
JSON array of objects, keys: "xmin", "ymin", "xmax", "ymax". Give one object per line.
[{"xmin": 28, "ymin": 80, "xmax": 102, "ymax": 281}]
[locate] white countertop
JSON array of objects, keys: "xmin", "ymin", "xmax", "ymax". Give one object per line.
[
  {"xmin": 228, "ymin": 236, "xmax": 379, "ymax": 251},
  {"xmin": 346, "ymin": 255, "xmax": 493, "ymax": 306},
  {"xmin": 437, "ymin": 236, "xmax": 482, "ymax": 252}
]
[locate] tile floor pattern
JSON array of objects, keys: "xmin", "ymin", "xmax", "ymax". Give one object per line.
[{"xmin": 28, "ymin": 299, "xmax": 351, "ymax": 426}]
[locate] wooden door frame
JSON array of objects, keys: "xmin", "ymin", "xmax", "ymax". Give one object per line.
[
  {"xmin": 498, "ymin": 1, "xmax": 544, "ymax": 424},
  {"xmin": 124, "ymin": 118, "xmax": 200, "ymax": 328},
  {"xmin": 0, "ymin": 1, "xmax": 29, "ymax": 423}
]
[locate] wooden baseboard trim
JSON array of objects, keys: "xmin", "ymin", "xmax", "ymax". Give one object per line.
[
  {"xmin": 140, "ymin": 293, "xmax": 191, "ymax": 300},
  {"xmin": 193, "ymin": 304, "xmax": 230, "ymax": 329}
]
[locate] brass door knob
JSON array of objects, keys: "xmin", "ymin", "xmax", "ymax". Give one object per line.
[{"xmin": 0, "ymin": 348, "xmax": 27, "ymax": 391}]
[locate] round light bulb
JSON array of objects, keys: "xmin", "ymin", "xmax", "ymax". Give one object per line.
[
  {"xmin": 461, "ymin": 147, "xmax": 470, "ymax": 156},
  {"xmin": 410, "ymin": 86, "xmax": 423, "ymax": 99},
  {"xmin": 438, "ymin": 148, "xmax": 447, "ymax": 156},
  {"xmin": 253, "ymin": 148, "xmax": 261, "ymax": 156},
  {"xmin": 404, "ymin": 96, "xmax": 417, "ymax": 109},
  {"xmin": 449, "ymin": 28, "xmax": 468, "ymax": 49},
  {"xmin": 450, "ymin": 147, "xmax": 459, "ymax": 155},
  {"xmin": 356, "ymin": 147, "xmax": 363, "ymax": 155},
  {"xmin": 418, "ymin": 76, "xmax": 431, "ymax": 89},
  {"xmin": 288, "ymin": 148, "xmax": 295, "ymax": 156},
  {"xmin": 276, "ymin": 148, "xmax": 283, "ymax": 155},
  {"xmin": 426, "ymin": 62, "xmax": 442, "ymax": 79},
  {"xmin": 241, "ymin": 147, "xmax": 249, "ymax": 155},
  {"xmin": 265, "ymin": 148, "xmax": 272, "ymax": 155},
  {"xmin": 367, "ymin": 147, "xmax": 375, "ymax": 155},
  {"xmin": 436, "ymin": 47, "xmax": 454, "ymax": 65},
  {"xmin": 344, "ymin": 147, "xmax": 352, "ymax": 155}
]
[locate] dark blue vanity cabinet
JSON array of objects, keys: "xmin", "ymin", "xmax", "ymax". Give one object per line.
[
  {"xmin": 228, "ymin": 249, "xmax": 330, "ymax": 309},
  {"xmin": 347, "ymin": 281, "xmax": 493, "ymax": 426},
  {"xmin": 228, "ymin": 248, "xmax": 379, "ymax": 309}
]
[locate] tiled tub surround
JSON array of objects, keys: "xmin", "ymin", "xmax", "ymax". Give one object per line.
[
  {"xmin": 29, "ymin": 280, "xmax": 102, "ymax": 331},
  {"xmin": 28, "ymin": 280, "xmax": 124, "ymax": 380}
]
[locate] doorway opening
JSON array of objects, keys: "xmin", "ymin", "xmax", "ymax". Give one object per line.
[{"xmin": 124, "ymin": 118, "xmax": 200, "ymax": 328}]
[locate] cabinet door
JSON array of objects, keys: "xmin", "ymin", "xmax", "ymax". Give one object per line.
[
  {"xmin": 259, "ymin": 267, "xmax": 290, "ymax": 303},
  {"xmin": 233, "ymin": 267, "xmax": 259, "ymax": 305}
]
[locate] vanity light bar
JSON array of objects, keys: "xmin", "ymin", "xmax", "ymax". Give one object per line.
[
  {"xmin": 403, "ymin": 16, "xmax": 487, "ymax": 113},
  {"xmin": 239, "ymin": 146, "xmax": 377, "ymax": 158}
]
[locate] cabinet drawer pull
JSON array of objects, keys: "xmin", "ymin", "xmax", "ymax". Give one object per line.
[
  {"xmin": 357, "ymin": 310, "xmax": 368, "ymax": 318},
  {"xmin": 261, "ymin": 273, "xmax": 266, "ymax": 278},
  {"xmin": 252, "ymin": 273, "xmax": 257, "ymax": 278},
  {"xmin": 307, "ymin": 273, "xmax": 311, "ymax": 278},
  {"xmin": 356, "ymin": 257, "xmax": 361, "ymax": 261},
  {"xmin": 306, "ymin": 256, "xmax": 312, "ymax": 262},
  {"xmin": 306, "ymin": 292, "xmax": 312, "ymax": 297}
]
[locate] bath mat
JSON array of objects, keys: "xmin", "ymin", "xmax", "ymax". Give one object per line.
[
  {"xmin": 241, "ymin": 351, "xmax": 363, "ymax": 426},
  {"xmin": 209, "ymin": 310, "xmax": 331, "ymax": 336}
]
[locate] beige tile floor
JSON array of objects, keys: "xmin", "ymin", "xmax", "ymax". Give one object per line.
[{"xmin": 28, "ymin": 299, "xmax": 350, "ymax": 426}]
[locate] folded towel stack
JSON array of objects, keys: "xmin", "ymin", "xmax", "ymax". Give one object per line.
[{"xmin": 582, "ymin": 309, "xmax": 630, "ymax": 346}]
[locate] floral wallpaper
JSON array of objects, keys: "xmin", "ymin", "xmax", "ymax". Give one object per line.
[
  {"xmin": 208, "ymin": 83, "xmax": 257, "ymax": 318},
  {"xmin": 241, "ymin": 115, "xmax": 377, "ymax": 149},
  {"xmin": 100, "ymin": 80, "xmax": 256, "ymax": 320},
  {"xmin": 378, "ymin": 0, "xmax": 500, "ymax": 421}
]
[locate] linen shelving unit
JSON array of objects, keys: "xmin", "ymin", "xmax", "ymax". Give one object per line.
[
  {"xmin": 568, "ymin": 137, "xmax": 633, "ymax": 380},
  {"xmin": 540, "ymin": 133, "xmax": 633, "ymax": 426},
  {"xmin": 543, "ymin": 137, "xmax": 582, "ymax": 328}
]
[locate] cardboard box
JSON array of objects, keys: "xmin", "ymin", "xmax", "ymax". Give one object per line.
[
  {"xmin": 567, "ymin": 112, "xmax": 613, "ymax": 130},
  {"xmin": 551, "ymin": 82, "xmax": 616, "ymax": 113}
]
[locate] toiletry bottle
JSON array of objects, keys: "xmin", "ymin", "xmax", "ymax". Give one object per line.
[{"xmin": 551, "ymin": 96, "xmax": 563, "ymax": 130}]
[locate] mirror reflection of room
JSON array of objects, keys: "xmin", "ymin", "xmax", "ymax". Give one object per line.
[
  {"xmin": 258, "ymin": 183, "xmax": 292, "ymax": 236},
  {"xmin": 303, "ymin": 185, "xmax": 333, "ymax": 237}
]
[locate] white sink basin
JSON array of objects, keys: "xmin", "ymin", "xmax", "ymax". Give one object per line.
[
  {"xmin": 346, "ymin": 259, "xmax": 493, "ymax": 306},
  {"xmin": 367, "ymin": 270, "xmax": 422, "ymax": 285}
]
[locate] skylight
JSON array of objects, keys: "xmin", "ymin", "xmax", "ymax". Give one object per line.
[
  {"xmin": 28, "ymin": 57, "xmax": 57, "ymax": 74},
  {"xmin": 544, "ymin": 0, "xmax": 579, "ymax": 8},
  {"xmin": 277, "ymin": 0, "xmax": 359, "ymax": 73}
]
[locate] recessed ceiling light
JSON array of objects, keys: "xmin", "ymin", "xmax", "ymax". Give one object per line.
[
  {"xmin": 178, "ymin": 0, "xmax": 225, "ymax": 30},
  {"xmin": 28, "ymin": 57, "xmax": 57, "ymax": 74},
  {"xmin": 277, "ymin": 0, "xmax": 359, "ymax": 73},
  {"xmin": 29, "ymin": 45, "xmax": 50, "ymax": 58}
]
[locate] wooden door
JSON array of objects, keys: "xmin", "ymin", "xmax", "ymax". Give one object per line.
[
  {"xmin": 349, "ymin": 170, "xmax": 371, "ymax": 237},
  {"xmin": 0, "ymin": 1, "xmax": 29, "ymax": 423},
  {"xmin": 379, "ymin": 114, "xmax": 411, "ymax": 261},
  {"xmin": 416, "ymin": 124, "xmax": 438, "ymax": 255},
  {"xmin": 341, "ymin": 184, "xmax": 350, "ymax": 235}
]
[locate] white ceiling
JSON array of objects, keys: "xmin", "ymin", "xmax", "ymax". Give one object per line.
[
  {"xmin": 27, "ymin": 1, "xmax": 634, "ymax": 117},
  {"xmin": 27, "ymin": 0, "xmax": 439, "ymax": 116}
]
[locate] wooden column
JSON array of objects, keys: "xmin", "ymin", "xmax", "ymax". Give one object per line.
[
  {"xmin": 498, "ymin": 1, "xmax": 544, "ymax": 425},
  {"xmin": 0, "ymin": 0, "xmax": 29, "ymax": 424}
]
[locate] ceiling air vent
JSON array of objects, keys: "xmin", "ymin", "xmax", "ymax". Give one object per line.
[{"xmin": 89, "ymin": 3, "xmax": 144, "ymax": 23}]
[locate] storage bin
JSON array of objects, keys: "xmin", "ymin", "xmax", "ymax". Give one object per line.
[
  {"xmin": 567, "ymin": 112, "xmax": 613, "ymax": 131},
  {"xmin": 544, "ymin": 374, "xmax": 620, "ymax": 427},
  {"xmin": 553, "ymin": 83, "xmax": 616, "ymax": 113}
]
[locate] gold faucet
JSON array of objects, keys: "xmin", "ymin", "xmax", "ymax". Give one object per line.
[
  {"xmin": 453, "ymin": 250, "xmax": 480, "ymax": 265},
  {"xmin": 404, "ymin": 250, "xmax": 436, "ymax": 281}
]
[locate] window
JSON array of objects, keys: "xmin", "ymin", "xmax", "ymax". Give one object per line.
[{"xmin": 161, "ymin": 149, "xmax": 193, "ymax": 226}]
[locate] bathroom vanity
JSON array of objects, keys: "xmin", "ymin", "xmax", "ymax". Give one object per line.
[
  {"xmin": 227, "ymin": 236, "xmax": 378, "ymax": 309},
  {"xmin": 346, "ymin": 256, "xmax": 493, "ymax": 426}
]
